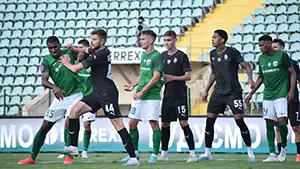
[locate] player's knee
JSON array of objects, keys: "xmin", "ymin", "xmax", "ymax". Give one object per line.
[
  {"xmin": 129, "ymin": 119, "xmax": 138, "ymax": 129},
  {"xmin": 149, "ymin": 120, "xmax": 159, "ymax": 130},
  {"xmin": 275, "ymin": 126, "xmax": 281, "ymax": 132},
  {"xmin": 69, "ymin": 108, "xmax": 79, "ymax": 118},
  {"xmin": 292, "ymin": 126, "xmax": 300, "ymax": 133},
  {"xmin": 84, "ymin": 121, "xmax": 91, "ymax": 131},
  {"xmin": 161, "ymin": 122, "xmax": 170, "ymax": 128},
  {"xmin": 111, "ymin": 118, "xmax": 124, "ymax": 131},
  {"xmin": 207, "ymin": 113, "xmax": 217, "ymax": 119},
  {"xmin": 179, "ymin": 120, "xmax": 188, "ymax": 128},
  {"xmin": 277, "ymin": 117, "xmax": 288, "ymax": 124}
]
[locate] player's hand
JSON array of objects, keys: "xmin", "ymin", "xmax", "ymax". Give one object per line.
[
  {"xmin": 287, "ymin": 91, "xmax": 294, "ymax": 103},
  {"xmin": 124, "ymin": 84, "xmax": 134, "ymax": 92},
  {"xmin": 133, "ymin": 91, "xmax": 143, "ymax": 100},
  {"xmin": 67, "ymin": 43, "xmax": 74, "ymax": 51},
  {"xmin": 201, "ymin": 91, "xmax": 208, "ymax": 103},
  {"xmin": 245, "ymin": 94, "xmax": 253, "ymax": 103},
  {"xmin": 248, "ymin": 79, "xmax": 255, "ymax": 89},
  {"xmin": 76, "ymin": 52, "xmax": 85, "ymax": 62},
  {"xmin": 59, "ymin": 55, "xmax": 71, "ymax": 65},
  {"xmin": 52, "ymin": 86, "xmax": 64, "ymax": 101},
  {"xmin": 163, "ymin": 74, "xmax": 175, "ymax": 83}
]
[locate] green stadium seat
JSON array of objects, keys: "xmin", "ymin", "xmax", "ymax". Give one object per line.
[
  {"xmin": 152, "ymin": 27, "xmax": 159, "ymax": 35},
  {"xmin": 289, "ymin": 23, "xmax": 300, "ymax": 32},
  {"xmin": 182, "ymin": 0, "xmax": 192, "ymax": 8},
  {"xmin": 269, "ymin": 33, "xmax": 277, "ymax": 40},
  {"xmin": 242, "ymin": 43, "xmax": 254, "ymax": 53},
  {"xmin": 22, "ymin": 30, "xmax": 33, "ymax": 38},
  {"xmin": 66, "ymin": 20, "xmax": 76, "ymax": 28},
  {"xmin": 292, "ymin": 52, "xmax": 300, "ymax": 60},
  {"xmin": 0, "ymin": 58, "xmax": 7, "ymax": 65},
  {"xmin": 18, "ymin": 57, "xmax": 29, "ymax": 66},
  {"xmin": 45, "ymin": 12, "xmax": 55, "ymax": 20},
  {"xmin": 7, "ymin": 58, "xmax": 18, "ymax": 66},
  {"xmin": 108, "ymin": 19, "xmax": 118, "ymax": 28},
  {"xmin": 63, "ymin": 38, "xmax": 74, "ymax": 45},
  {"xmin": 108, "ymin": 28, "xmax": 117, "ymax": 36},
  {"xmin": 289, "ymin": 33, "xmax": 300, "ymax": 42},
  {"xmin": 4, "ymin": 66, "xmax": 16, "ymax": 76},
  {"xmin": 26, "ymin": 3, "xmax": 36, "ymax": 11},
  {"xmin": 6, "ymin": 4, "xmax": 16, "ymax": 11},
  {"xmin": 3, "ymin": 21, "xmax": 13, "ymax": 29},
  {"xmin": 34, "ymin": 21, "xmax": 44, "ymax": 29},
  {"xmin": 149, "ymin": 18, "xmax": 160, "ymax": 26},
  {"xmin": 140, "ymin": 0, "xmax": 150, "ymax": 9},
  {"xmin": 10, "ymin": 39, "xmax": 21, "ymax": 46},
  {"xmin": 37, "ymin": 3, "xmax": 46, "ymax": 11},
  {"xmin": 119, "ymin": 10, "xmax": 129, "ymax": 18},
  {"xmin": 64, "ymin": 29, "xmax": 74, "ymax": 37},
  {"xmin": 278, "ymin": 33, "xmax": 289, "ymax": 41},
  {"xmin": 181, "ymin": 18, "xmax": 192, "ymax": 26},
  {"xmin": 56, "ymin": 11, "xmax": 66, "ymax": 20},
  {"xmin": 171, "ymin": 0, "xmax": 182, "ymax": 9},
  {"xmin": 87, "ymin": 2, "xmax": 97, "ymax": 10},
  {"xmin": 161, "ymin": 9, "xmax": 171, "ymax": 18},
  {"xmin": 127, "ymin": 37, "xmax": 136, "ymax": 46},
  {"xmin": 25, "ymin": 12, "xmax": 35, "ymax": 20},
  {"xmin": 171, "ymin": 18, "xmax": 181, "ymax": 26},
  {"xmin": 24, "ymin": 21, "xmax": 34, "ymax": 29},
  {"xmin": 0, "ymin": 39, "xmax": 9, "ymax": 47},
  {"xmin": 275, "ymin": 5, "xmax": 286, "ymax": 14},
  {"xmin": 277, "ymin": 23, "xmax": 288, "ymax": 33},
  {"xmin": 46, "ymin": 3, "xmax": 56, "ymax": 11},
  {"xmin": 265, "ymin": 24, "xmax": 277, "ymax": 33},
  {"xmin": 24, "ymin": 76, "xmax": 36, "ymax": 85},
  {"xmin": 129, "ymin": 10, "xmax": 139, "ymax": 18},
  {"xmin": 0, "ymin": 66, "xmax": 4, "ymax": 75},
  {"xmin": 27, "ymin": 66, "xmax": 38, "ymax": 75},
  {"xmin": 21, "ymin": 96, "xmax": 32, "ymax": 104},
  {"xmin": 12, "ymin": 21, "xmax": 23, "ymax": 29},
  {"xmin": 161, "ymin": 0, "xmax": 171, "ymax": 8},
  {"xmin": 1, "ymin": 79, "xmax": 13, "ymax": 89},
  {"xmin": 253, "ymin": 7, "xmax": 264, "ymax": 16},
  {"xmin": 128, "ymin": 27, "xmax": 136, "ymax": 36},
  {"xmin": 276, "ymin": 15, "xmax": 287, "ymax": 23},
  {"xmin": 140, "ymin": 9, "xmax": 150, "ymax": 18},
  {"xmin": 109, "ymin": 1, "xmax": 119, "ymax": 10},
  {"xmin": 57, "ymin": 3, "xmax": 67, "ymax": 11},
  {"xmin": 97, "ymin": 19, "xmax": 107, "ymax": 28},
  {"xmin": 150, "ymin": 0, "xmax": 161, "ymax": 9},
  {"xmin": 117, "ymin": 37, "xmax": 127, "ymax": 46},
  {"xmin": 203, "ymin": 0, "xmax": 214, "ymax": 7},
  {"xmin": 192, "ymin": 8, "xmax": 203, "ymax": 17},
  {"xmin": 158, "ymin": 36, "xmax": 164, "ymax": 46},
  {"xmin": 129, "ymin": 1, "xmax": 139, "ymax": 9},
  {"xmin": 4, "ymin": 12, "xmax": 14, "ymax": 21},
  {"xmin": 242, "ymin": 16, "xmax": 252, "ymax": 25},
  {"xmin": 0, "ymin": 48, "xmax": 8, "ymax": 57},
  {"xmin": 0, "ymin": 4, "xmax": 6, "ymax": 11},
  {"xmin": 254, "ymin": 44, "xmax": 260, "ymax": 53},
  {"xmin": 68, "ymin": 2, "xmax": 77, "ymax": 11},
  {"xmin": 8, "ymin": 106, "xmax": 20, "ymax": 115},
  {"xmin": 0, "ymin": 12, "xmax": 3, "ymax": 21},
  {"xmin": 232, "ymin": 43, "xmax": 242, "ymax": 51},
  {"xmin": 54, "ymin": 29, "xmax": 64, "ymax": 37},
  {"xmin": 254, "ymin": 24, "xmax": 265, "ymax": 33},
  {"xmin": 77, "ymin": 12, "xmax": 87, "ymax": 19},
  {"xmin": 254, "ymin": 15, "xmax": 264, "ymax": 24},
  {"xmin": 87, "ymin": 11, "xmax": 97, "ymax": 19},
  {"xmin": 34, "ymin": 86, "xmax": 45, "ymax": 95},
  {"xmin": 120, "ymin": 1, "xmax": 129, "ymax": 9},
  {"xmin": 30, "ymin": 48, "xmax": 41, "ymax": 57},
  {"xmin": 9, "ymin": 96, "xmax": 21, "ymax": 105},
  {"xmin": 99, "ymin": 1, "xmax": 109, "ymax": 10},
  {"xmin": 231, "ymin": 35, "xmax": 242, "ymax": 44},
  {"xmin": 160, "ymin": 27, "xmax": 170, "ymax": 36},
  {"xmin": 265, "ymin": 6, "xmax": 275, "ymax": 15},
  {"xmin": 55, "ymin": 20, "xmax": 65, "ymax": 28},
  {"xmin": 23, "ymin": 86, "xmax": 34, "ymax": 96},
  {"xmin": 8, "ymin": 48, "xmax": 19, "ymax": 57},
  {"xmin": 35, "ymin": 12, "xmax": 45, "ymax": 20},
  {"xmin": 67, "ymin": 11, "xmax": 76, "ymax": 19},
  {"xmin": 11, "ymin": 30, "xmax": 21, "ymax": 38},
  {"xmin": 287, "ymin": 14, "xmax": 299, "ymax": 23},
  {"xmin": 15, "ymin": 12, "xmax": 24, "ymax": 20},
  {"xmin": 243, "ymin": 34, "xmax": 254, "ymax": 43},
  {"xmin": 118, "ymin": 28, "xmax": 127, "ymax": 36},
  {"xmin": 265, "ymin": 15, "xmax": 275, "ymax": 24},
  {"xmin": 98, "ymin": 11, "xmax": 108, "ymax": 19},
  {"xmin": 286, "ymin": 0, "xmax": 298, "ymax": 5},
  {"xmin": 286, "ymin": 5, "xmax": 298, "ymax": 14},
  {"xmin": 244, "ymin": 53, "xmax": 255, "ymax": 62},
  {"xmin": 119, "ymin": 19, "xmax": 128, "ymax": 27},
  {"xmin": 274, "ymin": 0, "xmax": 285, "ymax": 5},
  {"xmin": 32, "ymin": 29, "xmax": 43, "ymax": 38},
  {"xmin": 182, "ymin": 9, "xmax": 192, "ymax": 17},
  {"xmin": 15, "ymin": 66, "xmax": 27, "ymax": 76},
  {"xmin": 14, "ymin": 76, "xmax": 25, "ymax": 86},
  {"xmin": 193, "ymin": 0, "xmax": 203, "ymax": 7},
  {"xmin": 161, "ymin": 18, "xmax": 171, "ymax": 26},
  {"xmin": 171, "ymin": 9, "xmax": 181, "ymax": 17},
  {"xmin": 86, "ymin": 20, "xmax": 96, "ymax": 28},
  {"xmin": 106, "ymin": 37, "xmax": 114, "ymax": 46},
  {"xmin": 231, "ymin": 25, "xmax": 242, "ymax": 34},
  {"xmin": 75, "ymin": 29, "xmax": 85, "ymax": 37},
  {"xmin": 150, "ymin": 9, "xmax": 160, "ymax": 18},
  {"xmin": 289, "ymin": 43, "xmax": 300, "ymax": 52}
]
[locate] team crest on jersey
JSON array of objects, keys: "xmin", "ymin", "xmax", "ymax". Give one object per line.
[
  {"xmin": 217, "ymin": 57, "xmax": 221, "ymax": 62},
  {"xmin": 268, "ymin": 62, "xmax": 271, "ymax": 67},
  {"xmin": 146, "ymin": 59, "xmax": 151, "ymax": 65},
  {"xmin": 273, "ymin": 61, "xmax": 278, "ymax": 67},
  {"xmin": 173, "ymin": 57, "xmax": 178, "ymax": 63},
  {"xmin": 167, "ymin": 59, "xmax": 171, "ymax": 64},
  {"xmin": 224, "ymin": 54, "xmax": 228, "ymax": 60}
]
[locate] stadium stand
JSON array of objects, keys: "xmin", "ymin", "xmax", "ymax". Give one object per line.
[{"xmin": 0, "ymin": 0, "xmax": 216, "ymax": 115}]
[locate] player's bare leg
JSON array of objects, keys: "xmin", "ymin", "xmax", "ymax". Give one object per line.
[
  {"xmin": 275, "ymin": 126, "xmax": 282, "ymax": 155},
  {"xmin": 111, "ymin": 118, "xmax": 139, "ymax": 166},
  {"xmin": 233, "ymin": 114, "xmax": 255, "ymax": 162},
  {"xmin": 148, "ymin": 120, "xmax": 161, "ymax": 163},
  {"xmin": 81, "ymin": 121, "xmax": 91, "ymax": 159},
  {"xmin": 179, "ymin": 120, "xmax": 196, "ymax": 163},
  {"xmin": 18, "ymin": 120, "xmax": 55, "ymax": 164},
  {"xmin": 293, "ymin": 126, "xmax": 300, "ymax": 161},
  {"xmin": 121, "ymin": 119, "xmax": 140, "ymax": 162}
]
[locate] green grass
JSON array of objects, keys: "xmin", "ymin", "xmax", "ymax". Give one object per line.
[{"xmin": 0, "ymin": 153, "xmax": 299, "ymax": 169}]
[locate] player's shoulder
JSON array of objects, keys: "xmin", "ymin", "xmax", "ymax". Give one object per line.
[
  {"xmin": 161, "ymin": 51, "xmax": 168, "ymax": 56},
  {"xmin": 176, "ymin": 50, "xmax": 188, "ymax": 57}
]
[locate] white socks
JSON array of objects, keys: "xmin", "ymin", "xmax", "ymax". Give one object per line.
[
  {"xmin": 161, "ymin": 151, "xmax": 168, "ymax": 157},
  {"xmin": 205, "ymin": 148, "xmax": 211, "ymax": 156},
  {"xmin": 189, "ymin": 150, "xmax": 196, "ymax": 157}
]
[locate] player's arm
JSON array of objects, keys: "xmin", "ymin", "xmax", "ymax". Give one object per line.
[
  {"xmin": 248, "ymin": 75, "xmax": 264, "ymax": 96},
  {"xmin": 284, "ymin": 53, "xmax": 296, "ymax": 101},
  {"xmin": 60, "ymin": 56, "xmax": 84, "ymax": 72},
  {"xmin": 204, "ymin": 68, "xmax": 216, "ymax": 93},
  {"xmin": 140, "ymin": 71, "xmax": 161, "ymax": 94},
  {"xmin": 164, "ymin": 54, "xmax": 191, "ymax": 82}
]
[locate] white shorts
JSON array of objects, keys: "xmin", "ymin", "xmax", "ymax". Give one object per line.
[
  {"xmin": 128, "ymin": 100, "xmax": 161, "ymax": 122},
  {"xmin": 81, "ymin": 112, "xmax": 96, "ymax": 122},
  {"xmin": 263, "ymin": 98, "xmax": 288, "ymax": 120},
  {"xmin": 44, "ymin": 92, "xmax": 83, "ymax": 122}
]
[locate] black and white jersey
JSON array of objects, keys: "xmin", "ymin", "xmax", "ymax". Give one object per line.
[
  {"xmin": 210, "ymin": 47, "xmax": 243, "ymax": 95},
  {"xmin": 82, "ymin": 47, "xmax": 118, "ymax": 101},
  {"xmin": 162, "ymin": 50, "xmax": 191, "ymax": 98}
]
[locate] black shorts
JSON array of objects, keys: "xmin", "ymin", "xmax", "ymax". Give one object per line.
[
  {"xmin": 161, "ymin": 96, "xmax": 188, "ymax": 122},
  {"xmin": 288, "ymin": 102, "xmax": 300, "ymax": 127},
  {"xmin": 207, "ymin": 92, "xmax": 244, "ymax": 115},
  {"xmin": 81, "ymin": 94, "xmax": 121, "ymax": 119}
]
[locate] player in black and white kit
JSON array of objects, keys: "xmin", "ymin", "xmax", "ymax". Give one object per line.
[
  {"xmin": 159, "ymin": 31, "xmax": 196, "ymax": 163},
  {"xmin": 59, "ymin": 28, "xmax": 139, "ymax": 166},
  {"xmin": 199, "ymin": 29, "xmax": 256, "ymax": 162}
]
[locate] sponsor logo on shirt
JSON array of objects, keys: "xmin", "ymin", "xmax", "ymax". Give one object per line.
[{"xmin": 273, "ymin": 61, "xmax": 278, "ymax": 67}]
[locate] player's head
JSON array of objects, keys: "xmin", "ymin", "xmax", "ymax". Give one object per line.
[
  {"xmin": 272, "ymin": 39, "xmax": 285, "ymax": 51},
  {"xmin": 46, "ymin": 36, "xmax": 61, "ymax": 57},
  {"xmin": 90, "ymin": 28, "xmax": 107, "ymax": 50},
  {"xmin": 212, "ymin": 29, "xmax": 228, "ymax": 47},
  {"xmin": 258, "ymin": 35, "xmax": 273, "ymax": 54},
  {"xmin": 77, "ymin": 39, "xmax": 90, "ymax": 49},
  {"xmin": 164, "ymin": 30, "xmax": 177, "ymax": 50},
  {"xmin": 140, "ymin": 30, "xmax": 157, "ymax": 50}
]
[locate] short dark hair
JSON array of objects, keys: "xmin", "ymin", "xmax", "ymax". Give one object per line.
[
  {"xmin": 214, "ymin": 29, "xmax": 228, "ymax": 43},
  {"xmin": 258, "ymin": 35, "xmax": 272, "ymax": 42},
  {"xmin": 273, "ymin": 38, "xmax": 285, "ymax": 48},
  {"xmin": 141, "ymin": 30, "xmax": 157, "ymax": 41},
  {"xmin": 164, "ymin": 30, "xmax": 177, "ymax": 38},
  {"xmin": 46, "ymin": 36, "xmax": 60, "ymax": 44},
  {"xmin": 91, "ymin": 28, "xmax": 107, "ymax": 41},
  {"xmin": 78, "ymin": 39, "xmax": 89, "ymax": 47}
]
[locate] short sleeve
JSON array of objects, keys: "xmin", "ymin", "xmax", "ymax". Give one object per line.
[
  {"xmin": 231, "ymin": 48, "xmax": 244, "ymax": 64},
  {"xmin": 40, "ymin": 59, "xmax": 49, "ymax": 73},
  {"xmin": 82, "ymin": 48, "xmax": 111, "ymax": 68},
  {"xmin": 152, "ymin": 53, "xmax": 163, "ymax": 72},
  {"xmin": 182, "ymin": 53, "xmax": 192, "ymax": 72},
  {"xmin": 283, "ymin": 52, "xmax": 292, "ymax": 69},
  {"xmin": 258, "ymin": 63, "xmax": 263, "ymax": 75}
]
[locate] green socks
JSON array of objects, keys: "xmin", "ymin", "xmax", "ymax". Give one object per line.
[
  {"xmin": 153, "ymin": 129, "xmax": 161, "ymax": 155},
  {"xmin": 64, "ymin": 128, "xmax": 70, "ymax": 147},
  {"xmin": 266, "ymin": 121, "xmax": 276, "ymax": 154},
  {"xmin": 31, "ymin": 131, "xmax": 46, "ymax": 161},
  {"xmin": 83, "ymin": 130, "xmax": 91, "ymax": 151},
  {"xmin": 129, "ymin": 128, "xmax": 139, "ymax": 151},
  {"xmin": 278, "ymin": 123, "xmax": 288, "ymax": 148}
]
